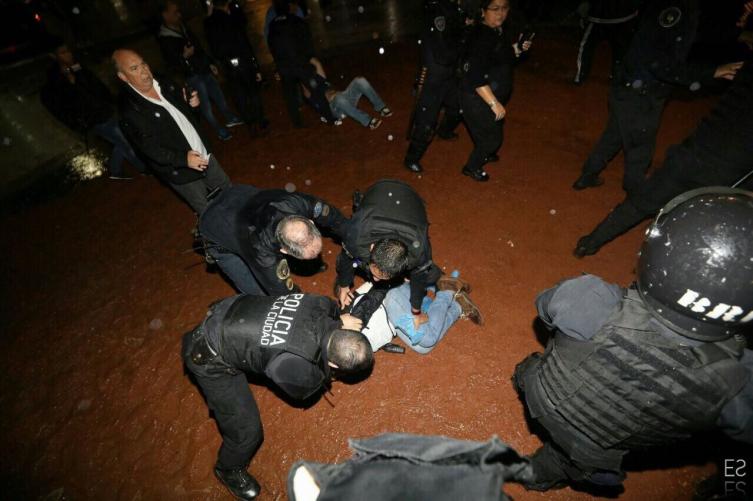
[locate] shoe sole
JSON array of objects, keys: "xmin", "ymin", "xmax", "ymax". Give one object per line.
[{"xmin": 437, "ymin": 277, "xmax": 472, "ymax": 293}]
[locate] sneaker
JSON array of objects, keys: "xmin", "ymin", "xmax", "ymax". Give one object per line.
[
  {"xmin": 368, "ymin": 117, "xmax": 382, "ymax": 130},
  {"xmin": 437, "ymin": 276, "xmax": 472, "ymax": 294},
  {"xmin": 214, "ymin": 467, "xmax": 260, "ymax": 500},
  {"xmin": 225, "ymin": 118, "xmax": 244, "ymax": 128},
  {"xmin": 454, "ymin": 291, "xmax": 483, "ymax": 325},
  {"xmin": 109, "ymin": 174, "xmax": 133, "ymax": 180},
  {"xmin": 379, "ymin": 107, "xmax": 393, "ymax": 118},
  {"xmin": 218, "ymin": 129, "xmax": 233, "ymax": 141}
]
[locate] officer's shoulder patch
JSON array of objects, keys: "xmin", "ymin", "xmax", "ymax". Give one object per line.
[
  {"xmin": 313, "ymin": 201, "xmax": 323, "ymax": 218},
  {"xmin": 276, "ymin": 259, "xmax": 290, "ymax": 280},
  {"xmin": 434, "ymin": 15, "xmax": 446, "ymax": 32},
  {"xmin": 658, "ymin": 6, "xmax": 681, "ymax": 28}
]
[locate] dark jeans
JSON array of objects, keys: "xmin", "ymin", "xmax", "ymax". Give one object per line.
[
  {"xmin": 170, "ymin": 155, "xmax": 231, "ymax": 214},
  {"xmin": 405, "ymin": 76, "xmax": 461, "ymax": 163},
  {"xmin": 207, "ymin": 246, "xmax": 265, "ymax": 295},
  {"xmin": 225, "ymin": 65, "xmax": 266, "ymax": 125},
  {"xmin": 91, "ymin": 116, "xmax": 146, "ymax": 176},
  {"xmin": 279, "ymin": 67, "xmax": 334, "ymax": 127},
  {"xmin": 187, "ymin": 73, "xmax": 239, "ymax": 136},
  {"xmin": 182, "ymin": 329, "xmax": 263, "ymax": 470},
  {"xmin": 580, "ymin": 84, "xmax": 666, "ymax": 194},
  {"xmin": 461, "ymin": 92, "xmax": 504, "ymax": 174}
]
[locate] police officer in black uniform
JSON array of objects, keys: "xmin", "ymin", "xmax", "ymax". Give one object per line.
[
  {"xmin": 572, "ymin": 0, "xmax": 743, "ymax": 195},
  {"xmin": 335, "ymin": 179, "xmax": 440, "ymax": 322},
  {"xmin": 183, "ymin": 292, "xmax": 372, "ymax": 500},
  {"xmin": 204, "ymin": 0, "xmax": 270, "ymax": 134},
  {"xmin": 574, "ymin": 58, "xmax": 753, "ymax": 257},
  {"xmin": 199, "ymin": 184, "xmax": 347, "ymax": 295},
  {"xmin": 514, "ymin": 188, "xmax": 753, "ymax": 492},
  {"xmin": 267, "ymin": 0, "xmax": 335, "ymax": 127},
  {"xmin": 404, "ymin": 0, "xmax": 467, "ymax": 173}
]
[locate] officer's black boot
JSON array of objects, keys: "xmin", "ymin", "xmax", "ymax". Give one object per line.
[
  {"xmin": 214, "ymin": 467, "xmax": 261, "ymax": 500},
  {"xmin": 573, "ymin": 200, "xmax": 647, "ymax": 258},
  {"xmin": 404, "ymin": 141, "xmax": 427, "ymax": 173},
  {"xmin": 572, "ymin": 173, "xmax": 604, "ymax": 190}
]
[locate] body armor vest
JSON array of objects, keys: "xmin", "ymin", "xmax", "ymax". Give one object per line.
[
  {"xmin": 534, "ymin": 289, "xmax": 748, "ymax": 449},
  {"xmin": 220, "ymin": 293, "xmax": 333, "ymax": 372},
  {"xmin": 345, "ymin": 180, "xmax": 429, "ymax": 270}
]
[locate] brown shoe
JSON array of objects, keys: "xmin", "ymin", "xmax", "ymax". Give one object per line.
[
  {"xmin": 437, "ymin": 276, "xmax": 471, "ymax": 294},
  {"xmin": 455, "ymin": 291, "xmax": 483, "ymax": 325}
]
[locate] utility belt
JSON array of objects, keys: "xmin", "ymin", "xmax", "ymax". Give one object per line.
[{"xmin": 189, "ymin": 325, "xmax": 220, "ymax": 366}]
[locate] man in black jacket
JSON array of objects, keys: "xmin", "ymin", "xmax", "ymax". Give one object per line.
[
  {"xmin": 335, "ymin": 180, "xmax": 440, "ymax": 327},
  {"xmin": 204, "ymin": 0, "xmax": 269, "ymax": 134},
  {"xmin": 114, "ymin": 49, "xmax": 231, "ymax": 214},
  {"xmin": 41, "ymin": 42, "xmax": 145, "ymax": 180},
  {"xmin": 158, "ymin": 0, "xmax": 242, "ymax": 140},
  {"xmin": 183, "ymin": 292, "xmax": 371, "ymax": 500},
  {"xmin": 267, "ymin": 0, "xmax": 335, "ymax": 127},
  {"xmin": 199, "ymin": 184, "xmax": 347, "ymax": 295}
]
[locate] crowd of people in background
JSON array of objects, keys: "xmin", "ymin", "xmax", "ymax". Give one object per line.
[{"xmin": 35, "ymin": 1, "xmax": 753, "ymax": 500}]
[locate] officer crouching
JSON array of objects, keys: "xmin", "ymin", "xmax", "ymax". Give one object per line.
[
  {"xmin": 182, "ymin": 293, "xmax": 371, "ymax": 500},
  {"xmin": 514, "ymin": 188, "xmax": 753, "ymax": 493}
]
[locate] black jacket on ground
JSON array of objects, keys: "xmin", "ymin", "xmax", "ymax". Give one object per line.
[
  {"xmin": 461, "ymin": 23, "xmax": 516, "ymax": 103},
  {"xmin": 118, "ymin": 76, "xmax": 210, "ymax": 184},
  {"xmin": 40, "ymin": 65, "xmax": 114, "ymax": 133},
  {"xmin": 157, "ymin": 23, "xmax": 213, "ymax": 80},
  {"xmin": 204, "ymin": 9, "xmax": 260, "ymax": 73},
  {"xmin": 199, "ymin": 185, "xmax": 348, "ymax": 296}
]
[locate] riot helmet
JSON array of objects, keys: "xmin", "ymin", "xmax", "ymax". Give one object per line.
[{"xmin": 636, "ymin": 187, "xmax": 753, "ymax": 341}]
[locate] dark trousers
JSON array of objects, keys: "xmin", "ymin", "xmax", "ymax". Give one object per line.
[
  {"xmin": 91, "ymin": 116, "xmax": 146, "ymax": 177},
  {"xmin": 226, "ymin": 65, "xmax": 266, "ymax": 125},
  {"xmin": 279, "ymin": 67, "xmax": 334, "ymax": 127},
  {"xmin": 170, "ymin": 155, "xmax": 232, "ymax": 215},
  {"xmin": 580, "ymin": 84, "xmax": 666, "ymax": 194},
  {"xmin": 461, "ymin": 92, "xmax": 504, "ymax": 174},
  {"xmin": 182, "ymin": 329, "xmax": 263, "ymax": 470},
  {"xmin": 207, "ymin": 246, "xmax": 265, "ymax": 295},
  {"xmin": 405, "ymin": 76, "xmax": 461, "ymax": 163}
]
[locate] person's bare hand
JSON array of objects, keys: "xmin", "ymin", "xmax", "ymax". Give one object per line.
[
  {"xmin": 274, "ymin": 71, "xmax": 281, "ymax": 81},
  {"xmin": 256, "ymin": 72, "xmax": 262, "ymax": 82},
  {"xmin": 187, "ymin": 150, "xmax": 208, "ymax": 171},
  {"xmin": 189, "ymin": 89, "xmax": 200, "ymax": 107},
  {"xmin": 714, "ymin": 61, "xmax": 744, "ymax": 80},
  {"xmin": 340, "ymin": 313, "xmax": 363, "ymax": 331},
  {"xmin": 183, "ymin": 45, "xmax": 195, "ymax": 58},
  {"xmin": 337, "ymin": 286, "xmax": 354, "ymax": 308},
  {"xmin": 491, "ymin": 101, "xmax": 506, "ymax": 121},
  {"xmin": 412, "ymin": 313, "xmax": 429, "ymax": 331},
  {"xmin": 739, "ymin": 31, "xmax": 753, "ymax": 49},
  {"xmin": 737, "ymin": 1, "xmax": 753, "ymax": 27}
]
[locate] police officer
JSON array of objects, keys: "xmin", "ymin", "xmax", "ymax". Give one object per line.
[
  {"xmin": 335, "ymin": 180, "xmax": 440, "ymax": 325},
  {"xmin": 404, "ymin": 0, "xmax": 467, "ymax": 173},
  {"xmin": 199, "ymin": 184, "xmax": 347, "ymax": 295},
  {"xmin": 183, "ymin": 292, "xmax": 372, "ymax": 500},
  {"xmin": 513, "ymin": 188, "xmax": 753, "ymax": 492},
  {"xmin": 574, "ymin": 58, "xmax": 753, "ymax": 257},
  {"xmin": 572, "ymin": 0, "xmax": 743, "ymax": 195},
  {"xmin": 267, "ymin": 0, "xmax": 335, "ymax": 127},
  {"xmin": 204, "ymin": 0, "xmax": 270, "ymax": 134}
]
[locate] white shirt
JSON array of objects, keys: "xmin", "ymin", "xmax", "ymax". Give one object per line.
[{"xmin": 128, "ymin": 79, "xmax": 208, "ymax": 158}]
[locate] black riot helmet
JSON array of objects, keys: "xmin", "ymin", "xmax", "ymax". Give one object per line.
[{"xmin": 636, "ymin": 187, "xmax": 753, "ymax": 341}]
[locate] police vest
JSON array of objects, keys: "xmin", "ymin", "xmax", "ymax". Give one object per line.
[
  {"xmin": 533, "ymin": 289, "xmax": 749, "ymax": 450},
  {"xmin": 344, "ymin": 179, "xmax": 430, "ymax": 270},
  {"xmin": 219, "ymin": 293, "xmax": 333, "ymax": 372}
]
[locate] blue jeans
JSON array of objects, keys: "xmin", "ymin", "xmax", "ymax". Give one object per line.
[
  {"xmin": 187, "ymin": 73, "xmax": 240, "ymax": 137},
  {"xmin": 384, "ymin": 283, "xmax": 461, "ymax": 354},
  {"xmin": 91, "ymin": 116, "xmax": 146, "ymax": 176},
  {"xmin": 330, "ymin": 77, "xmax": 386, "ymax": 127}
]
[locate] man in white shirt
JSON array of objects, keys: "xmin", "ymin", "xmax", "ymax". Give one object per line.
[{"xmin": 114, "ymin": 49, "xmax": 231, "ymax": 214}]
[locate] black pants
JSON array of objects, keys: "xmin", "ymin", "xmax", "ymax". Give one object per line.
[
  {"xmin": 226, "ymin": 64, "xmax": 266, "ymax": 125},
  {"xmin": 461, "ymin": 92, "xmax": 504, "ymax": 174},
  {"xmin": 582, "ymin": 140, "xmax": 753, "ymax": 249},
  {"xmin": 580, "ymin": 84, "xmax": 666, "ymax": 194},
  {"xmin": 280, "ymin": 67, "xmax": 334, "ymax": 127},
  {"xmin": 182, "ymin": 329, "xmax": 263, "ymax": 470},
  {"xmin": 405, "ymin": 76, "xmax": 461, "ymax": 163}
]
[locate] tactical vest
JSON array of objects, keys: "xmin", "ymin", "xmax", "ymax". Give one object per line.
[
  {"xmin": 534, "ymin": 289, "xmax": 749, "ymax": 450},
  {"xmin": 219, "ymin": 293, "xmax": 332, "ymax": 372},
  {"xmin": 345, "ymin": 180, "xmax": 429, "ymax": 270}
]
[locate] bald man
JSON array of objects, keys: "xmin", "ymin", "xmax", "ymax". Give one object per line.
[
  {"xmin": 198, "ymin": 184, "xmax": 348, "ymax": 295},
  {"xmin": 114, "ymin": 49, "xmax": 231, "ymax": 214}
]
